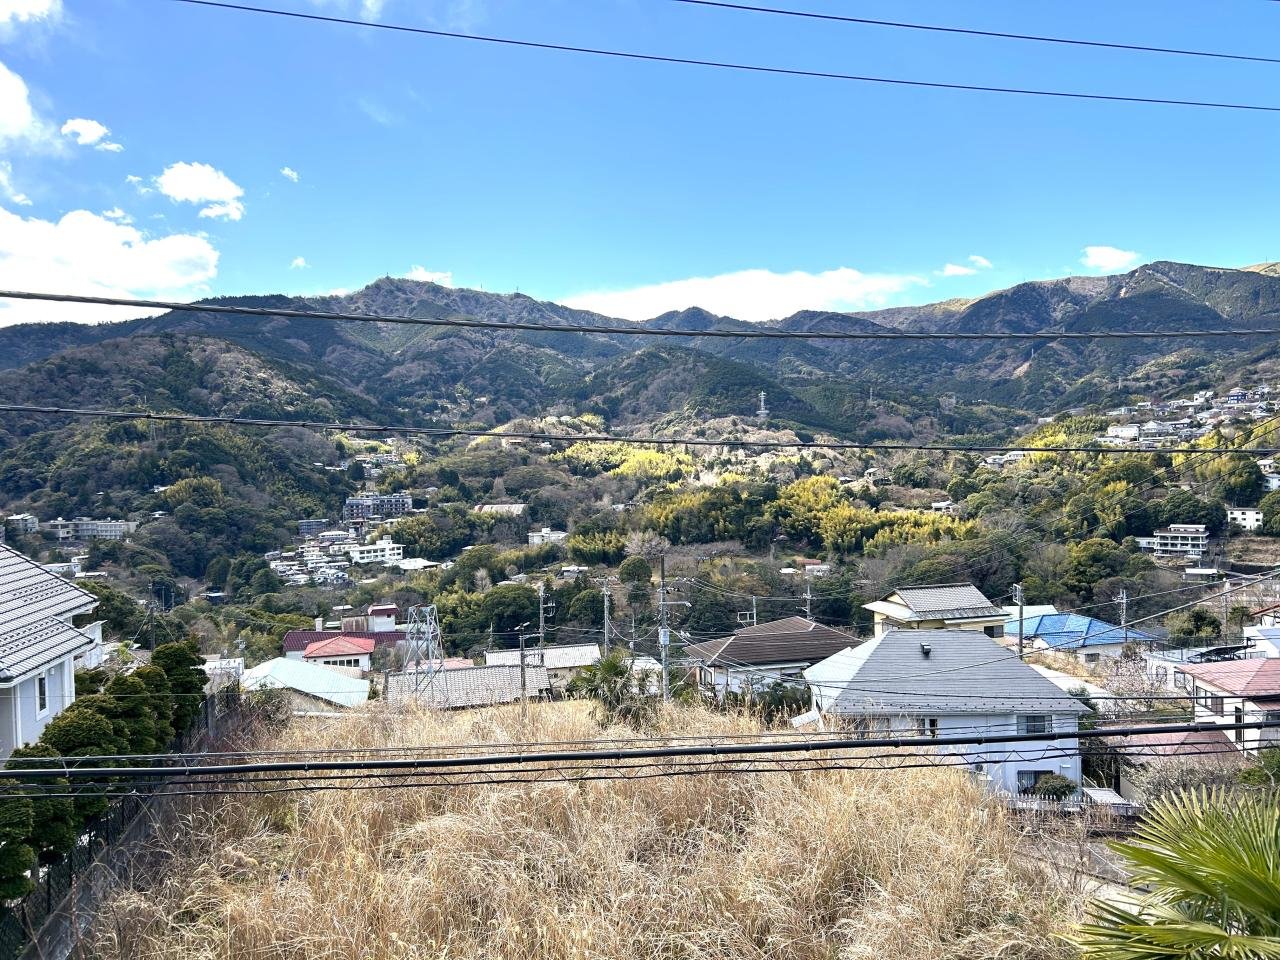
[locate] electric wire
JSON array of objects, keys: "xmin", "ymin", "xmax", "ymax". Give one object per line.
[{"xmin": 162, "ymin": 0, "xmax": 1280, "ymax": 113}]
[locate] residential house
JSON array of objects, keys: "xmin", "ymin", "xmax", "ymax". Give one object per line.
[
  {"xmin": 283, "ymin": 628, "xmax": 405, "ymax": 660},
  {"xmin": 342, "ymin": 493, "xmax": 412, "ymax": 522},
  {"xmin": 863, "ymin": 583, "xmax": 1006, "ymax": 639},
  {"xmin": 1000, "ymin": 604, "xmax": 1059, "ymax": 644},
  {"xmin": 1243, "ymin": 626, "xmax": 1280, "ymax": 657},
  {"xmin": 240, "ymin": 657, "xmax": 370, "ymax": 713},
  {"xmin": 1227, "ymin": 507, "xmax": 1264, "ymax": 532},
  {"xmin": 43, "ymin": 517, "xmax": 138, "ymax": 541},
  {"xmin": 1019, "ymin": 612, "xmax": 1157, "ymax": 664},
  {"xmin": 4, "ymin": 514, "xmax": 37, "ymax": 536},
  {"xmin": 297, "ymin": 518, "xmax": 330, "ymax": 537},
  {"xmin": 303, "ymin": 635, "xmax": 376, "ymax": 672},
  {"xmin": 384, "ymin": 663, "xmax": 551, "ymax": 709},
  {"xmin": 1106, "ymin": 424, "xmax": 1140, "ymax": 442},
  {"xmin": 682, "ymin": 616, "xmax": 859, "ymax": 698},
  {"xmin": 804, "ymin": 628, "xmax": 1088, "ymax": 797},
  {"xmin": 485, "ymin": 642, "xmax": 601, "ymax": 694},
  {"xmin": 1114, "ymin": 727, "xmax": 1241, "ymax": 801},
  {"xmin": 1134, "ymin": 523, "xmax": 1211, "ymax": 559},
  {"xmin": 528, "ymin": 527, "xmax": 569, "ymax": 546},
  {"xmin": 929, "ymin": 500, "xmax": 958, "ymax": 515},
  {"xmin": 0, "ymin": 544, "xmax": 106, "ymax": 757},
  {"xmin": 1178, "ymin": 659, "xmax": 1280, "ymax": 754},
  {"xmin": 343, "ymin": 538, "xmax": 404, "ymax": 565}
]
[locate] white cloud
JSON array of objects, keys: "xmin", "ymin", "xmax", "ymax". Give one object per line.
[
  {"xmin": 280, "ymin": 166, "xmax": 300, "ymax": 182},
  {"xmin": 404, "ymin": 265, "xmax": 453, "ymax": 285},
  {"xmin": 0, "ymin": 162, "xmax": 30, "ymax": 205},
  {"xmin": 361, "ymin": 0, "xmax": 385, "ymax": 17},
  {"xmin": 968, "ymin": 254, "xmax": 993, "ymax": 269},
  {"xmin": 938, "ymin": 263, "xmax": 976, "ymax": 277},
  {"xmin": 290, "ymin": 256, "xmax": 308, "ymax": 269},
  {"xmin": 100, "ymin": 206, "xmax": 130, "ymax": 222},
  {"xmin": 0, "ymin": 205, "xmax": 219, "ymax": 325},
  {"xmin": 155, "ymin": 161, "xmax": 245, "ymax": 221},
  {"xmin": 0, "ymin": 0, "xmax": 60, "ymax": 25},
  {"xmin": 61, "ymin": 118, "xmax": 123, "ymax": 152},
  {"xmin": 1081, "ymin": 245, "xmax": 1140, "ymax": 273},
  {"xmin": 563, "ymin": 267, "xmax": 927, "ymax": 323},
  {"xmin": 0, "ymin": 59, "xmax": 53, "ymax": 148}
]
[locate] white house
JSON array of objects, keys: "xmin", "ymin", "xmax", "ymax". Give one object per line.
[
  {"xmin": 1178, "ymin": 659, "xmax": 1280, "ymax": 754},
  {"xmin": 302, "ymin": 635, "xmax": 375, "ymax": 672},
  {"xmin": 804, "ymin": 628, "xmax": 1088, "ymax": 798},
  {"xmin": 0, "ymin": 543, "xmax": 106, "ymax": 758},
  {"xmin": 343, "ymin": 538, "xmax": 404, "ymax": 565},
  {"xmin": 240, "ymin": 657, "xmax": 370, "ymax": 713},
  {"xmin": 1106, "ymin": 424, "xmax": 1140, "ymax": 441},
  {"xmin": 528, "ymin": 527, "xmax": 569, "ymax": 546},
  {"xmin": 1134, "ymin": 523, "xmax": 1211, "ymax": 559},
  {"xmin": 682, "ymin": 617, "xmax": 859, "ymax": 698},
  {"xmin": 1227, "ymin": 507, "xmax": 1264, "ymax": 532},
  {"xmin": 863, "ymin": 583, "xmax": 1007, "ymax": 639}
]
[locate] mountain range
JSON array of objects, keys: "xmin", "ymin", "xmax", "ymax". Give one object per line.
[{"xmin": 3, "ymin": 260, "xmax": 1280, "ymax": 447}]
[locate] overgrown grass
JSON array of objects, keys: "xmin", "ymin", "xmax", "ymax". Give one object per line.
[{"xmin": 91, "ymin": 703, "xmax": 1083, "ymax": 960}]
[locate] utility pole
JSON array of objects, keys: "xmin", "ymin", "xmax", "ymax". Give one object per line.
[
  {"xmin": 1013, "ymin": 582, "xmax": 1025, "ymax": 659},
  {"xmin": 601, "ymin": 580, "xmax": 611, "ymax": 652},
  {"xmin": 751, "ymin": 594, "xmax": 757, "ymax": 626},
  {"xmin": 1118, "ymin": 588, "xmax": 1129, "ymax": 650},
  {"xmin": 803, "ymin": 572, "xmax": 814, "ymax": 620},
  {"xmin": 659, "ymin": 555, "xmax": 670, "ymax": 702},
  {"xmin": 656, "ymin": 557, "xmax": 691, "ymax": 703}
]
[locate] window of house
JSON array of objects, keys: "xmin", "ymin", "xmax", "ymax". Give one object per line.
[
  {"xmin": 1016, "ymin": 770, "xmax": 1050, "ymax": 794},
  {"xmin": 1174, "ymin": 670, "xmax": 1188, "ymax": 690},
  {"xmin": 1195, "ymin": 688, "xmax": 1225, "ymax": 716},
  {"xmin": 917, "ymin": 717, "xmax": 939, "ymax": 738},
  {"xmin": 1234, "ymin": 706, "xmax": 1245, "ymax": 744},
  {"xmin": 36, "ymin": 673, "xmax": 48, "ymax": 715},
  {"xmin": 1018, "ymin": 715, "xmax": 1050, "ymax": 735}
]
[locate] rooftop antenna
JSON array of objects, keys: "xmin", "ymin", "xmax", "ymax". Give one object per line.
[{"xmin": 756, "ymin": 390, "xmax": 769, "ymax": 422}]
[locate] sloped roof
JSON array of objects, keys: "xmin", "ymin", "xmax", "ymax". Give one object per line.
[
  {"xmin": 282, "ymin": 629, "xmax": 404, "ymax": 653},
  {"xmin": 877, "ymin": 583, "xmax": 1004, "ymax": 621},
  {"xmin": 303, "ymin": 635, "xmax": 376, "ymax": 658},
  {"xmin": 486, "ymin": 643, "xmax": 601, "ymax": 670},
  {"xmin": 1179, "ymin": 659, "xmax": 1280, "ymax": 698},
  {"xmin": 1020, "ymin": 613, "xmax": 1156, "ymax": 650},
  {"xmin": 683, "ymin": 616, "xmax": 858, "ymax": 667},
  {"xmin": 384, "ymin": 664, "xmax": 551, "ymax": 709},
  {"xmin": 241, "ymin": 657, "xmax": 370, "ymax": 708},
  {"xmin": 1119, "ymin": 727, "xmax": 1237, "ymax": 758},
  {"xmin": 819, "ymin": 628, "xmax": 1090, "ymax": 715},
  {"xmin": 0, "ymin": 544, "xmax": 98, "ymax": 681}
]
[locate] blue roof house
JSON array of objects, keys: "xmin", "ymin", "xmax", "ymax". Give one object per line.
[{"xmin": 1020, "ymin": 613, "xmax": 1156, "ymax": 664}]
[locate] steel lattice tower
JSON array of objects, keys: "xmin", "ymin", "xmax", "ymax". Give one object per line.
[{"xmin": 402, "ymin": 603, "xmax": 444, "ymax": 699}]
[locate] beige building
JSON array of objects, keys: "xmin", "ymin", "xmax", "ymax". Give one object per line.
[{"xmin": 863, "ymin": 583, "xmax": 1006, "ymax": 639}]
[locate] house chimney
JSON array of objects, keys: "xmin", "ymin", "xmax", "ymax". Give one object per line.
[
  {"xmin": 314, "ymin": 617, "xmax": 323, "ymax": 630},
  {"xmin": 920, "ymin": 641, "xmax": 931, "ymax": 658}
]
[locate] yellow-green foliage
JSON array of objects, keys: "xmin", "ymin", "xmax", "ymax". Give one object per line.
[{"xmin": 554, "ymin": 442, "xmax": 694, "ymax": 480}]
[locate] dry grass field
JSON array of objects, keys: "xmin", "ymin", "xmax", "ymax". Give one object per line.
[{"xmin": 90, "ymin": 702, "xmax": 1086, "ymax": 960}]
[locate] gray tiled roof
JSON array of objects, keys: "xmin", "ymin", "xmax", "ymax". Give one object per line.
[
  {"xmin": 827, "ymin": 628, "xmax": 1090, "ymax": 715},
  {"xmin": 683, "ymin": 616, "xmax": 859, "ymax": 667},
  {"xmin": 384, "ymin": 664, "xmax": 551, "ymax": 709},
  {"xmin": 887, "ymin": 584, "xmax": 1004, "ymax": 620},
  {"xmin": 486, "ymin": 643, "xmax": 601, "ymax": 670},
  {"xmin": 0, "ymin": 544, "xmax": 98, "ymax": 681}
]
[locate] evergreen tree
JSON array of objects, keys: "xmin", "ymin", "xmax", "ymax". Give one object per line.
[
  {"xmin": 151, "ymin": 641, "xmax": 207, "ymax": 733},
  {"xmin": 7, "ymin": 745, "xmax": 77, "ymax": 860},
  {"xmin": 103, "ymin": 674, "xmax": 161, "ymax": 756},
  {"xmin": 0, "ymin": 781, "xmax": 35, "ymax": 899},
  {"xmin": 134, "ymin": 664, "xmax": 176, "ymax": 746}
]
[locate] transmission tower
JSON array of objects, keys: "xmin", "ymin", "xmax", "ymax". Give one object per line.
[{"xmin": 401, "ymin": 603, "xmax": 444, "ymax": 700}]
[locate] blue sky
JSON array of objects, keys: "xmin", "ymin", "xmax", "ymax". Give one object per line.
[{"xmin": 1, "ymin": 0, "xmax": 1278, "ymax": 325}]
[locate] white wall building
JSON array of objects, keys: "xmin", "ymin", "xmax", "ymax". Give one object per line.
[
  {"xmin": 343, "ymin": 538, "xmax": 404, "ymax": 565},
  {"xmin": 863, "ymin": 583, "xmax": 1007, "ymax": 639},
  {"xmin": 1178, "ymin": 660, "xmax": 1280, "ymax": 754},
  {"xmin": 528, "ymin": 527, "xmax": 569, "ymax": 546},
  {"xmin": 805, "ymin": 628, "xmax": 1087, "ymax": 798},
  {"xmin": 0, "ymin": 544, "xmax": 105, "ymax": 758},
  {"xmin": 1227, "ymin": 507, "xmax": 1264, "ymax": 532}
]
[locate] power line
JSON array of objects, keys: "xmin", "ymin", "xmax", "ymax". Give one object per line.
[
  {"xmin": 5, "ymin": 404, "xmax": 1278, "ymax": 456},
  {"xmin": 670, "ymin": 0, "xmax": 1280, "ymax": 66},
  {"xmin": 162, "ymin": 0, "xmax": 1280, "ymax": 113},
  {"xmin": 11, "ymin": 288, "xmax": 1280, "ymax": 340}
]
